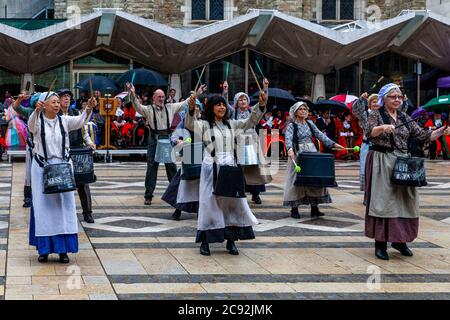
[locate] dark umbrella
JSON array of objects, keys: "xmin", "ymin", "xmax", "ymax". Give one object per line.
[
  {"xmin": 75, "ymin": 76, "xmax": 118, "ymax": 94},
  {"xmin": 313, "ymin": 99, "xmax": 349, "ymax": 114},
  {"xmin": 295, "ymin": 97, "xmax": 315, "ymax": 109},
  {"xmin": 252, "ymin": 88, "xmax": 295, "ymax": 101},
  {"xmin": 116, "ymin": 68, "xmax": 168, "ymax": 87}
]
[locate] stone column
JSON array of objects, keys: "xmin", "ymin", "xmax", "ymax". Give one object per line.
[
  {"xmin": 312, "ymin": 74, "xmax": 325, "ymax": 100},
  {"xmin": 169, "ymin": 74, "xmax": 181, "ymax": 102}
]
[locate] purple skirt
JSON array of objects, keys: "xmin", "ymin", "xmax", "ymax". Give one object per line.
[{"xmin": 364, "ymin": 150, "xmax": 418, "ymax": 243}]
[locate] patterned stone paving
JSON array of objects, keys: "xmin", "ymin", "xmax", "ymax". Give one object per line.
[{"xmin": 1, "ymin": 159, "xmax": 450, "ymax": 300}]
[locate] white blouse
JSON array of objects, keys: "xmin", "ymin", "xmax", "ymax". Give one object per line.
[{"xmin": 28, "ymin": 109, "xmax": 90, "ymax": 160}]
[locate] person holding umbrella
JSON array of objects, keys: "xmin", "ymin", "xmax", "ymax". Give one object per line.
[
  {"xmin": 364, "ymin": 83, "xmax": 450, "ymax": 260},
  {"xmin": 127, "ymin": 83, "xmax": 205, "ymax": 205}
]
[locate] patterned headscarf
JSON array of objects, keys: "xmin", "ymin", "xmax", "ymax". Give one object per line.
[
  {"xmin": 377, "ymin": 83, "xmax": 400, "ymax": 106},
  {"xmin": 289, "ymin": 101, "xmax": 308, "ymax": 121},
  {"xmin": 38, "ymin": 91, "xmax": 58, "ymax": 102}
]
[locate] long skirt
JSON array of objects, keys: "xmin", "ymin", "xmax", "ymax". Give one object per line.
[
  {"xmin": 196, "ymin": 160, "xmax": 258, "ymax": 244},
  {"xmin": 283, "ymin": 157, "xmax": 332, "ymax": 207},
  {"xmin": 162, "ymin": 170, "xmax": 199, "ymax": 213},
  {"xmin": 364, "ymin": 150, "xmax": 419, "ymax": 243},
  {"xmin": 29, "ymin": 204, "xmax": 78, "ymax": 255}
]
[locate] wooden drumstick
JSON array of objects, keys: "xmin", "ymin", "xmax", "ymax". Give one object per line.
[
  {"xmin": 194, "ymin": 65, "xmax": 206, "ymax": 93},
  {"xmin": 249, "ymin": 64, "xmax": 262, "ymax": 92},
  {"xmin": 332, "ymin": 146, "xmax": 361, "ymax": 152},
  {"xmin": 89, "ymin": 79, "xmax": 94, "ymax": 98},
  {"xmin": 43, "ymin": 77, "xmax": 58, "ymax": 101}
]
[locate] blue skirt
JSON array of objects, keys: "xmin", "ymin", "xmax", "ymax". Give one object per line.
[{"xmin": 29, "ymin": 204, "xmax": 78, "ymax": 255}]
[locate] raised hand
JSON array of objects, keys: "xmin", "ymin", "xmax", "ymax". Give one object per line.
[
  {"xmin": 259, "ymin": 91, "xmax": 267, "ymax": 106},
  {"xmin": 188, "ymin": 94, "xmax": 196, "ymax": 112},
  {"xmin": 360, "ymin": 92, "xmax": 368, "ymax": 100},
  {"xmin": 126, "ymin": 82, "xmax": 136, "ymax": 97},
  {"xmin": 87, "ymin": 97, "xmax": 97, "ymax": 110},
  {"xmin": 222, "ymin": 81, "xmax": 228, "ymax": 93},
  {"xmin": 196, "ymin": 84, "xmax": 207, "ymax": 96},
  {"xmin": 35, "ymin": 100, "xmax": 45, "ymax": 112},
  {"xmin": 263, "ymin": 78, "xmax": 269, "ymax": 91}
]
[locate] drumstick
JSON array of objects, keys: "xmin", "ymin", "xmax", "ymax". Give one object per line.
[
  {"xmin": 89, "ymin": 79, "xmax": 94, "ymax": 98},
  {"xmin": 255, "ymin": 60, "xmax": 265, "ymax": 79},
  {"xmin": 395, "ymin": 118, "xmax": 417, "ymax": 129},
  {"xmin": 194, "ymin": 65, "xmax": 206, "ymax": 94},
  {"xmin": 225, "ymin": 62, "xmax": 230, "ymax": 81},
  {"xmin": 292, "ymin": 158, "xmax": 301, "ymax": 173},
  {"xmin": 248, "ymin": 64, "xmax": 262, "ymax": 92},
  {"xmin": 332, "ymin": 146, "xmax": 361, "ymax": 152},
  {"xmin": 369, "ymin": 76, "xmax": 384, "ymax": 92},
  {"xmin": 43, "ymin": 77, "xmax": 58, "ymax": 101}
]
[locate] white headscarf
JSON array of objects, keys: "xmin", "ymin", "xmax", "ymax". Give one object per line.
[
  {"xmin": 289, "ymin": 101, "xmax": 308, "ymax": 121},
  {"xmin": 38, "ymin": 91, "xmax": 58, "ymax": 102},
  {"xmin": 377, "ymin": 83, "xmax": 400, "ymax": 107},
  {"xmin": 233, "ymin": 92, "xmax": 250, "ymax": 109}
]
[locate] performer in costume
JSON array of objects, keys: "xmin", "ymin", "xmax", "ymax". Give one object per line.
[
  {"xmin": 127, "ymin": 83, "xmax": 195, "ymax": 205},
  {"xmin": 231, "ymin": 80, "xmax": 271, "ymax": 205},
  {"xmin": 364, "ymin": 83, "xmax": 450, "ymax": 260},
  {"xmin": 57, "ymin": 88, "xmax": 96, "ymax": 223},
  {"xmin": 284, "ymin": 102, "xmax": 343, "ymax": 219},
  {"xmin": 424, "ymin": 112, "xmax": 449, "ymax": 160},
  {"xmin": 5, "ymin": 97, "xmax": 28, "ymax": 148},
  {"xmin": 162, "ymin": 99, "xmax": 203, "ymax": 220},
  {"xmin": 185, "ymin": 91, "xmax": 267, "ymax": 256},
  {"xmin": 28, "ymin": 92, "xmax": 93, "ymax": 263}
]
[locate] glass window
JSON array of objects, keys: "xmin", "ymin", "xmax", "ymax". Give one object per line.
[
  {"xmin": 362, "ymin": 51, "xmax": 417, "ymax": 106},
  {"xmin": 74, "ymin": 50, "xmax": 129, "ymax": 67},
  {"xmin": 418, "ymin": 63, "xmax": 449, "ymax": 106},
  {"xmin": 338, "ymin": 63, "xmax": 358, "ymax": 96},
  {"xmin": 322, "ymin": 0, "xmax": 337, "ymax": 20},
  {"xmin": 0, "ymin": 68, "xmax": 21, "ymax": 101},
  {"xmin": 192, "ymin": 0, "xmax": 207, "ymax": 20},
  {"xmin": 210, "ymin": 0, "xmax": 224, "ymax": 20},
  {"xmin": 34, "ymin": 63, "xmax": 71, "ymax": 92},
  {"xmin": 340, "ymin": 0, "xmax": 354, "ymax": 20}
]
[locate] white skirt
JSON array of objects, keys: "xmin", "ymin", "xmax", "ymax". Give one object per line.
[
  {"xmin": 31, "ymin": 158, "xmax": 78, "ymax": 237},
  {"xmin": 197, "ymin": 152, "xmax": 258, "ymax": 231}
]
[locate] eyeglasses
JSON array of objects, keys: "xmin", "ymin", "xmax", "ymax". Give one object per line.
[{"xmin": 386, "ymin": 95, "xmax": 404, "ymax": 101}]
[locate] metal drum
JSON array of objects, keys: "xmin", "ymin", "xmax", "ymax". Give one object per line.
[
  {"xmin": 70, "ymin": 147, "xmax": 96, "ymax": 185},
  {"xmin": 154, "ymin": 136, "xmax": 174, "ymax": 163},
  {"xmin": 181, "ymin": 141, "xmax": 203, "ymax": 180},
  {"xmin": 294, "ymin": 152, "xmax": 337, "ymax": 187},
  {"xmin": 43, "ymin": 162, "xmax": 77, "ymax": 194},
  {"xmin": 237, "ymin": 134, "xmax": 259, "ymax": 166}
]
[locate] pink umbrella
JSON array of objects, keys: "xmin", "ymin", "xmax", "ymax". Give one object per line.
[{"xmin": 330, "ymin": 94, "xmax": 358, "ymax": 109}]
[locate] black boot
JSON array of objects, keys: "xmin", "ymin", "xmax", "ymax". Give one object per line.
[
  {"xmin": 59, "ymin": 253, "xmax": 70, "ymax": 264},
  {"xmin": 392, "ymin": 242, "xmax": 413, "ymax": 257},
  {"xmin": 38, "ymin": 254, "xmax": 48, "ymax": 263},
  {"xmin": 311, "ymin": 205, "xmax": 324, "ymax": 217},
  {"xmin": 200, "ymin": 242, "xmax": 210, "ymax": 256},
  {"xmin": 172, "ymin": 209, "xmax": 181, "ymax": 221},
  {"xmin": 251, "ymin": 193, "xmax": 262, "ymax": 204},
  {"xmin": 290, "ymin": 207, "xmax": 300, "ymax": 219},
  {"xmin": 23, "ymin": 186, "xmax": 32, "ymax": 208},
  {"xmin": 83, "ymin": 212, "xmax": 95, "ymax": 223},
  {"xmin": 226, "ymin": 240, "xmax": 239, "ymax": 255},
  {"xmin": 375, "ymin": 241, "xmax": 389, "ymax": 260}
]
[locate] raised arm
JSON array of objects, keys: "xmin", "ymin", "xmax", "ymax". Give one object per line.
[
  {"xmin": 13, "ymin": 94, "xmax": 33, "ymax": 118},
  {"xmin": 28, "ymin": 101, "xmax": 45, "ymax": 135},
  {"xmin": 234, "ymin": 91, "xmax": 267, "ymax": 131},
  {"xmin": 66, "ymin": 98, "xmax": 93, "ymax": 132}
]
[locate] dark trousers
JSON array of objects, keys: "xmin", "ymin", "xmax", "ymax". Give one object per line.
[
  {"xmin": 77, "ymin": 184, "xmax": 92, "ymax": 214},
  {"xmin": 145, "ymin": 135, "xmax": 177, "ymax": 200},
  {"xmin": 429, "ymin": 137, "xmax": 449, "ymax": 160}
]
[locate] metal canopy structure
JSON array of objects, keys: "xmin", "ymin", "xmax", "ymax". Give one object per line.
[{"xmin": 0, "ymin": 9, "xmax": 449, "ymax": 75}]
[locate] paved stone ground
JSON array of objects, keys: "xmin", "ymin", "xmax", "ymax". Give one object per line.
[{"xmin": 0, "ymin": 159, "xmax": 450, "ymax": 300}]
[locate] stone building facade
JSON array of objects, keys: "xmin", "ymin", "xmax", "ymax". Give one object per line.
[{"xmin": 53, "ymin": 0, "xmax": 427, "ymax": 26}]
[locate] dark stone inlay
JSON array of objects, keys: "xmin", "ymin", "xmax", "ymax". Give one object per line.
[
  {"xmin": 0, "ymin": 276, "xmax": 4, "ymax": 286},
  {"xmin": 0, "ymin": 245, "xmax": 6, "ymax": 250},
  {"xmin": 103, "ymin": 219, "xmax": 161, "ymax": 229},
  {"xmin": 92, "ymin": 241, "xmax": 439, "ymax": 250},
  {"xmin": 110, "ymin": 273, "xmax": 450, "ymax": 284},
  {"xmin": 117, "ymin": 292, "xmax": 450, "ymax": 300}
]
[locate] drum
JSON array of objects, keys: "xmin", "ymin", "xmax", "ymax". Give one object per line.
[
  {"xmin": 181, "ymin": 141, "xmax": 203, "ymax": 180},
  {"xmin": 213, "ymin": 164, "xmax": 246, "ymax": 198},
  {"xmin": 154, "ymin": 136, "xmax": 174, "ymax": 163},
  {"xmin": 294, "ymin": 152, "xmax": 337, "ymax": 187},
  {"xmin": 70, "ymin": 147, "xmax": 96, "ymax": 185},
  {"xmin": 43, "ymin": 162, "xmax": 77, "ymax": 194},
  {"xmin": 237, "ymin": 134, "xmax": 259, "ymax": 166}
]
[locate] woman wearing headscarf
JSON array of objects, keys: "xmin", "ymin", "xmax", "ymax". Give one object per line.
[
  {"xmin": 185, "ymin": 91, "xmax": 267, "ymax": 256},
  {"xmin": 27, "ymin": 92, "xmax": 93, "ymax": 263},
  {"xmin": 284, "ymin": 102, "xmax": 344, "ymax": 219},
  {"xmin": 352, "ymin": 93, "xmax": 379, "ymax": 192},
  {"xmin": 364, "ymin": 83, "xmax": 450, "ymax": 260},
  {"xmin": 232, "ymin": 84, "xmax": 271, "ymax": 205},
  {"xmin": 162, "ymin": 99, "xmax": 203, "ymax": 220}
]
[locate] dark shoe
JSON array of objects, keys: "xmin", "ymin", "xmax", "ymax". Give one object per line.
[
  {"xmin": 23, "ymin": 186, "xmax": 32, "ymax": 208},
  {"xmin": 172, "ymin": 209, "xmax": 181, "ymax": 221},
  {"xmin": 375, "ymin": 248, "xmax": 389, "ymax": 260},
  {"xmin": 38, "ymin": 254, "xmax": 48, "ymax": 263},
  {"xmin": 392, "ymin": 243, "xmax": 413, "ymax": 257},
  {"xmin": 311, "ymin": 205, "xmax": 324, "ymax": 217},
  {"xmin": 200, "ymin": 242, "xmax": 210, "ymax": 256},
  {"xmin": 83, "ymin": 212, "xmax": 95, "ymax": 223},
  {"xmin": 252, "ymin": 194, "xmax": 262, "ymax": 204},
  {"xmin": 226, "ymin": 240, "xmax": 239, "ymax": 255},
  {"xmin": 59, "ymin": 253, "xmax": 70, "ymax": 264},
  {"xmin": 144, "ymin": 198, "xmax": 152, "ymax": 206},
  {"xmin": 290, "ymin": 207, "xmax": 300, "ymax": 219},
  {"xmin": 23, "ymin": 198, "xmax": 32, "ymax": 208}
]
